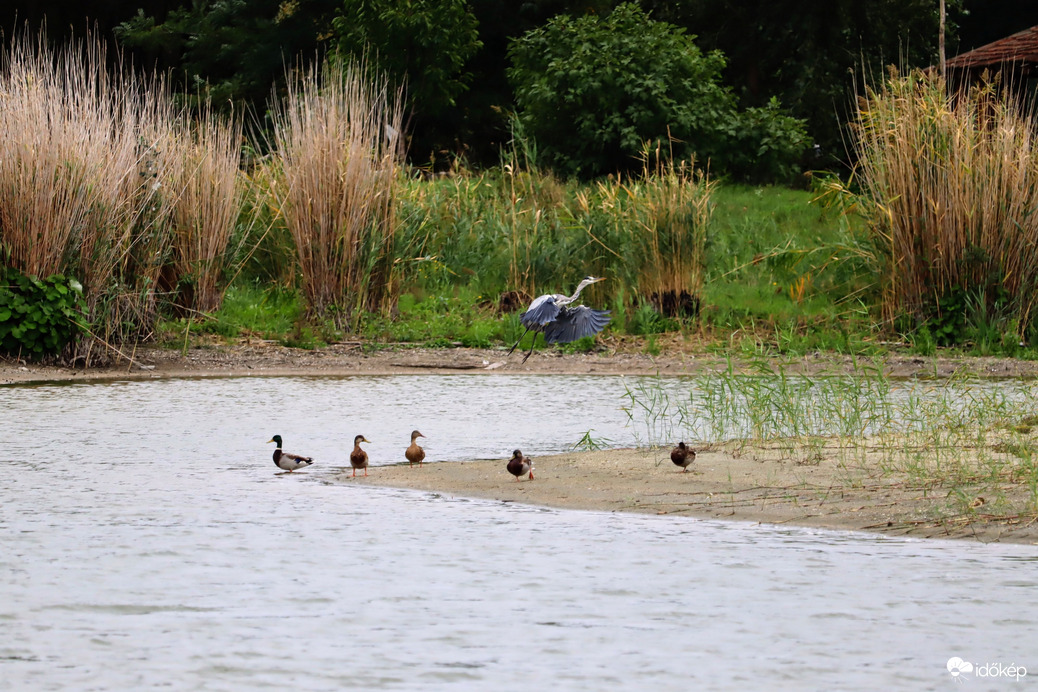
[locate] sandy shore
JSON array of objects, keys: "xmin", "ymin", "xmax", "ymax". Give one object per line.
[
  {"xmin": 4, "ymin": 338, "xmax": 1038, "ymax": 385},
  {"xmin": 345, "ymin": 445, "xmax": 1038, "ymax": 545},
  {"xmin": 6, "ymin": 342, "xmax": 1038, "ymax": 544}
]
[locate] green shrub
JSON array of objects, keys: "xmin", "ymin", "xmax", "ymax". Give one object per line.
[
  {"xmin": 0, "ymin": 269, "xmax": 86, "ymax": 359},
  {"xmin": 507, "ymin": 3, "xmax": 806, "ymax": 181},
  {"xmin": 507, "ymin": 3, "xmax": 734, "ymax": 179}
]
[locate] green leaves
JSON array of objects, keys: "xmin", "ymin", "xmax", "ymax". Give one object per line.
[
  {"xmin": 507, "ymin": 3, "xmax": 806, "ymax": 181},
  {"xmin": 0, "ymin": 268, "xmax": 86, "ymax": 359}
]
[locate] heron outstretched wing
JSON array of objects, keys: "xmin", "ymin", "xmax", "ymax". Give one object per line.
[
  {"xmin": 543, "ymin": 306, "xmax": 611, "ymax": 344},
  {"xmin": 520, "ymin": 295, "xmax": 561, "ymax": 329}
]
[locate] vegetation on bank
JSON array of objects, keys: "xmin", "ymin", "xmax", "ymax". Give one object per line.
[
  {"xmin": 3, "ymin": 33, "xmax": 1038, "ymax": 364},
  {"xmin": 621, "ymin": 364, "xmax": 1038, "ymax": 528}
]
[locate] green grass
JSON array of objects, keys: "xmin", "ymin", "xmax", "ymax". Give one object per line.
[{"xmin": 157, "ymin": 180, "xmax": 1038, "ymax": 360}]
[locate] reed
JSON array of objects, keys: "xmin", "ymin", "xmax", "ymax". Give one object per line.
[
  {"xmin": 849, "ymin": 69, "xmax": 1038, "ymax": 337},
  {"xmin": 620, "ymin": 364, "xmax": 1038, "ymax": 520},
  {"xmin": 394, "ymin": 151, "xmax": 712, "ymax": 328},
  {"xmin": 166, "ymin": 101, "xmax": 246, "ymax": 314},
  {"xmin": 0, "ymin": 34, "xmax": 182, "ymax": 361},
  {"xmin": 268, "ymin": 59, "xmax": 404, "ymax": 330}
]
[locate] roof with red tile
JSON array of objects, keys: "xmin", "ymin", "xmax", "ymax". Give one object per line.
[{"xmin": 947, "ymin": 25, "xmax": 1038, "ymax": 68}]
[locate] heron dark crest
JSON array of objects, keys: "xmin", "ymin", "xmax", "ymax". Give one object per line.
[{"xmin": 508, "ymin": 276, "xmax": 611, "ymax": 363}]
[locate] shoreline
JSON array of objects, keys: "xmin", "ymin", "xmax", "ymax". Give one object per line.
[
  {"xmin": 7, "ymin": 343, "xmax": 1038, "ymax": 545},
  {"xmin": 5, "ymin": 341, "xmax": 1038, "ymax": 385},
  {"xmin": 346, "ymin": 447, "xmax": 1038, "ymax": 545}
]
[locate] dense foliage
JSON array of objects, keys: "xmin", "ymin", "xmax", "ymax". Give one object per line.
[
  {"xmin": 507, "ymin": 4, "xmax": 806, "ymax": 180},
  {"xmin": 7, "ymin": 1, "xmax": 1036, "ymax": 175},
  {"xmin": 0, "ymin": 269, "xmax": 85, "ymax": 359}
]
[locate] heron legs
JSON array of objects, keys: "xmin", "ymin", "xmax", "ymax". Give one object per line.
[
  {"xmin": 508, "ymin": 327, "xmax": 540, "ymax": 363},
  {"xmin": 508, "ymin": 327, "xmax": 531, "ymax": 356},
  {"xmin": 522, "ymin": 334, "xmax": 538, "ymax": 363}
]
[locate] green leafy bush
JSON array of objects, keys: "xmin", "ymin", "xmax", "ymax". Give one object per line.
[
  {"xmin": 507, "ymin": 3, "xmax": 806, "ymax": 181},
  {"xmin": 0, "ymin": 269, "xmax": 85, "ymax": 359}
]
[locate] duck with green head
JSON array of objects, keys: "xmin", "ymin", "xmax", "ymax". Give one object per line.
[{"xmin": 267, "ymin": 435, "xmax": 314, "ymax": 472}]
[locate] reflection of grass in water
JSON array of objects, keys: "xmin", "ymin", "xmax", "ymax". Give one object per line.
[{"xmin": 621, "ymin": 360, "xmax": 1038, "ymax": 523}]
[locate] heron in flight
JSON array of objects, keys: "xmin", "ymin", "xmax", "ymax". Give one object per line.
[{"xmin": 508, "ymin": 276, "xmax": 611, "ymax": 363}]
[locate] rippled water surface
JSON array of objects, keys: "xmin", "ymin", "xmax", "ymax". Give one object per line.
[{"xmin": 2, "ymin": 375, "xmax": 1036, "ymax": 689}]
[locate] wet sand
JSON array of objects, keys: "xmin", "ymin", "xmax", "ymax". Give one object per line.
[{"xmin": 348, "ymin": 444, "xmax": 1038, "ymax": 545}]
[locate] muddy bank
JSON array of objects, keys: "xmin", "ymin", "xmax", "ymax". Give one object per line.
[
  {"xmin": 346, "ymin": 445, "xmax": 1038, "ymax": 545},
  {"xmin": 4, "ymin": 339, "xmax": 1038, "ymax": 385}
]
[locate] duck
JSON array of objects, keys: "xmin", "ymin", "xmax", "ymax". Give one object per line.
[
  {"xmin": 405, "ymin": 430, "xmax": 426, "ymax": 467},
  {"xmin": 507, "ymin": 449, "xmax": 534, "ymax": 481},
  {"xmin": 350, "ymin": 434, "xmax": 370, "ymax": 477},
  {"xmin": 267, "ymin": 435, "xmax": 314, "ymax": 472},
  {"xmin": 670, "ymin": 442, "xmax": 696, "ymax": 472}
]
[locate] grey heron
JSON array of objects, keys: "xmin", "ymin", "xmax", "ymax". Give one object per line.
[
  {"xmin": 670, "ymin": 442, "xmax": 696, "ymax": 472},
  {"xmin": 507, "ymin": 449, "xmax": 534, "ymax": 480},
  {"xmin": 350, "ymin": 434, "xmax": 370, "ymax": 477},
  {"xmin": 267, "ymin": 434, "xmax": 314, "ymax": 472},
  {"xmin": 508, "ymin": 276, "xmax": 611, "ymax": 363}
]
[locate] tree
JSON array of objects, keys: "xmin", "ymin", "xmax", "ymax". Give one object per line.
[
  {"xmin": 331, "ymin": 0, "xmax": 481, "ymax": 162},
  {"xmin": 640, "ymin": 0, "xmax": 958, "ymax": 168},
  {"xmin": 115, "ymin": 0, "xmax": 339, "ymax": 111},
  {"xmin": 508, "ymin": 3, "xmax": 806, "ymax": 180}
]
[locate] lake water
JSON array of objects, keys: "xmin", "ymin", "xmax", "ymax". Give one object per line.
[{"xmin": 2, "ymin": 375, "xmax": 1036, "ymax": 689}]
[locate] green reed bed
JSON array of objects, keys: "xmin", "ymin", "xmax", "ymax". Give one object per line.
[
  {"xmin": 621, "ymin": 365, "xmax": 1038, "ymax": 521},
  {"xmin": 394, "ymin": 155, "xmax": 713, "ymax": 326}
]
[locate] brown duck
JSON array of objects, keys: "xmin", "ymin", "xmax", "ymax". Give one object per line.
[
  {"xmin": 507, "ymin": 449, "xmax": 534, "ymax": 481},
  {"xmin": 350, "ymin": 434, "xmax": 370, "ymax": 477},
  {"xmin": 405, "ymin": 430, "xmax": 426, "ymax": 467},
  {"xmin": 670, "ymin": 442, "xmax": 696, "ymax": 472}
]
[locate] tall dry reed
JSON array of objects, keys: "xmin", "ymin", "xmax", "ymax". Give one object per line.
[
  {"xmin": 851, "ymin": 69, "xmax": 1038, "ymax": 332},
  {"xmin": 0, "ymin": 35, "xmax": 181, "ymax": 361},
  {"xmin": 167, "ymin": 102, "xmax": 245, "ymax": 314},
  {"xmin": 268, "ymin": 60, "xmax": 404, "ymax": 329}
]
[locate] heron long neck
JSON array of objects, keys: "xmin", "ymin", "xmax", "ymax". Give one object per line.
[{"xmin": 564, "ymin": 279, "xmax": 593, "ymax": 305}]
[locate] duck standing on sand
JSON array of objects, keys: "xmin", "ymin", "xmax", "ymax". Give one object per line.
[
  {"xmin": 350, "ymin": 435, "xmax": 370, "ymax": 477},
  {"xmin": 405, "ymin": 430, "xmax": 426, "ymax": 467},
  {"xmin": 670, "ymin": 442, "xmax": 696, "ymax": 472},
  {"xmin": 507, "ymin": 449, "xmax": 534, "ymax": 481},
  {"xmin": 267, "ymin": 435, "xmax": 314, "ymax": 473}
]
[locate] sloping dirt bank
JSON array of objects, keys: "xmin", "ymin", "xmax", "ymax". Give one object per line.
[
  {"xmin": 4, "ymin": 340, "xmax": 1038, "ymax": 384},
  {"xmin": 348, "ymin": 445, "xmax": 1038, "ymax": 545}
]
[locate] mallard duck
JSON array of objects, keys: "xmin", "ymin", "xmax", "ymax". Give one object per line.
[
  {"xmin": 267, "ymin": 435, "xmax": 314, "ymax": 472},
  {"xmin": 405, "ymin": 430, "xmax": 426, "ymax": 467},
  {"xmin": 507, "ymin": 449, "xmax": 534, "ymax": 481},
  {"xmin": 670, "ymin": 442, "xmax": 696, "ymax": 472},
  {"xmin": 350, "ymin": 434, "xmax": 370, "ymax": 477}
]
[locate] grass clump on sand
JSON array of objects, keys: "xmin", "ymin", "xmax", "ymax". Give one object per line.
[{"xmin": 620, "ymin": 364, "xmax": 1038, "ymax": 530}]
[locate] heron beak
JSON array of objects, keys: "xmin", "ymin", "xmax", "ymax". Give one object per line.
[{"xmin": 592, "ymin": 277, "xmax": 606, "ymax": 283}]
